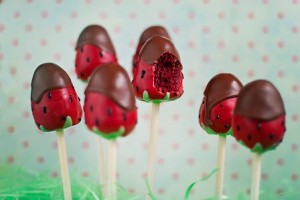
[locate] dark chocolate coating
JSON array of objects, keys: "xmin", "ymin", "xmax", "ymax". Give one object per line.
[
  {"xmin": 139, "ymin": 36, "xmax": 180, "ymax": 64},
  {"xmin": 31, "ymin": 63, "xmax": 72, "ymax": 103},
  {"xmin": 204, "ymin": 73, "xmax": 243, "ymax": 126},
  {"xmin": 75, "ymin": 25, "xmax": 116, "ymax": 54},
  {"xmin": 85, "ymin": 63, "xmax": 136, "ymax": 111},
  {"xmin": 138, "ymin": 26, "xmax": 170, "ymax": 46},
  {"xmin": 234, "ymin": 80, "xmax": 285, "ymax": 120}
]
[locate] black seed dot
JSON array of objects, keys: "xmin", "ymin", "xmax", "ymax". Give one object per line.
[
  {"xmin": 237, "ymin": 125, "xmax": 240, "ymax": 131},
  {"xmin": 42, "ymin": 106, "xmax": 47, "ymax": 114},
  {"xmin": 99, "ymin": 51, "xmax": 103, "ymax": 57},
  {"xmin": 284, "ymin": 126, "xmax": 286, "ymax": 132},
  {"xmin": 269, "ymin": 133, "xmax": 274, "ymax": 140},
  {"xmin": 202, "ymin": 100, "xmax": 204, "ymax": 105},
  {"xmin": 80, "ymin": 47, "xmax": 83, "ymax": 52},
  {"xmin": 182, "ymin": 73, "xmax": 184, "ymax": 79},
  {"xmin": 136, "ymin": 86, "xmax": 139, "ymax": 92},
  {"xmin": 61, "ymin": 116, "xmax": 66, "ymax": 121},
  {"xmin": 48, "ymin": 92, "xmax": 52, "ymax": 99},
  {"xmin": 86, "ymin": 57, "xmax": 90, "ymax": 63},
  {"xmin": 281, "ymin": 120, "xmax": 285, "ymax": 126},
  {"xmin": 72, "ymin": 85, "xmax": 75, "ymax": 89},
  {"xmin": 70, "ymin": 95, "xmax": 73, "ymax": 102},
  {"xmin": 279, "ymin": 138, "xmax": 283, "ymax": 143},
  {"xmin": 36, "ymin": 123, "xmax": 40, "ymax": 127},
  {"xmin": 141, "ymin": 70, "xmax": 146, "ymax": 79},
  {"xmin": 95, "ymin": 118, "xmax": 99, "ymax": 126},
  {"xmin": 247, "ymin": 135, "xmax": 252, "ymax": 141},
  {"xmin": 216, "ymin": 115, "xmax": 220, "ymax": 119},
  {"xmin": 198, "ymin": 113, "xmax": 201, "ymax": 118},
  {"xmin": 84, "ymin": 97, "xmax": 87, "ymax": 103},
  {"xmin": 80, "ymin": 73, "xmax": 84, "ymax": 77},
  {"xmin": 89, "ymin": 105, "xmax": 93, "ymax": 112},
  {"xmin": 224, "ymin": 124, "xmax": 229, "ymax": 129},
  {"xmin": 257, "ymin": 123, "xmax": 262, "ymax": 130},
  {"xmin": 123, "ymin": 113, "xmax": 127, "ymax": 121},
  {"xmin": 220, "ymin": 103, "xmax": 224, "ymax": 107},
  {"xmin": 107, "ymin": 107, "xmax": 112, "ymax": 116},
  {"xmin": 78, "ymin": 118, "xmax": 81, "ymax": 122},
  {"xmin": 78, "ymin": 97, "xmax": 81, "ymax": 101}
]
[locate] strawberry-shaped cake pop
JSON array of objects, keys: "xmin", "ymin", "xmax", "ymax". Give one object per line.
[
  {"xmin": 132, "ymin": 35, "xmax": 183, "ymax": 103},
  {"xmin": 75, "ymin": 25, "xmax": 117, "ymax": 81},
  {"xmin": 31, "ymin": 63, "xmax": 82, "ymax": 132},
  {"xmin": 232, "ymin": 80, "xmax": 286, "ymax": 153},
  {"xmin": 84, "ymin": 63, "xmax": 137, "ymax": 139},
  {"xmin": 132, "ymin": 26, "xmax": 170, "ymax": 75},
  {"xmin": 199, "ymin": 73, "xmax": 243, "ymax": 135}
]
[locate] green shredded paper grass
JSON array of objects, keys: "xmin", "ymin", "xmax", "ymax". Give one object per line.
[{"xmin": 0, "ymin": 165, "xmax": 299, "ymax": 200}]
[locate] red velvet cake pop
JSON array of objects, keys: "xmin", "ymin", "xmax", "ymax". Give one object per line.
[
  {"xmin": 132, "ymin": 26, "xmax": 170, "ymax": 75},
  {"xmin": 199, "ymin": 73, "xmax": 243, "ymax": 135},
  {"xmin": 232, "ymin": 80, "xmax": 286, "ymax": 153},
  {"xmin": 31, "ymin": 63, "xmax": 82, "ymax": 132},
  {"xmin": 131, "ymin": 35, "xmax": 183, "ymax": 103},
  {"xmin": 84, "ymin": 63, "xmax": 137, "ymax": 139},
  {"xmin": 75, "ymin": 25, "xmax": 117, "ymax": 81}
]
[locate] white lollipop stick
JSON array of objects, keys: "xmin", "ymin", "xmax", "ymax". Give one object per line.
[
  {"xmin": 98, "ymin": 137, "xmax": 107, "ymax": 196},
  {"xmin": 108, "ymin": 139, "xmax": 117, "ymax": 200},
  {"xmin": 56, "ymin": 130, "xmax": 72, "ymax": 200},
  {"xmin": 215, "ymin": 136, "xmax": 226, "ymax": 198},
  {"xmin": 146, "ymin": 103, "xmax": 160, "ymax": 199},
  {"xmin": 251, "ymin": 152, "xmax": 262, "ymax": 200}
]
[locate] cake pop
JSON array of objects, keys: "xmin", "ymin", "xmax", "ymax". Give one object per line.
[
  {"xmin": 132, "ymin": 35, "xmax": 183, "ymax": 103},
  {"xmin": 75, "ymin": 25, "xmax": 117, "ymax": 81},
  {"xmin": 232, "ymin": 79, "xmax": 286, "ymax": 200},
  {"xmin": 31, "ymin": 62, "xmax": 82, "ymax": 200},
  {"xmin": 198, "ymin": 73, "xmax": 243, "ymax": 198}
]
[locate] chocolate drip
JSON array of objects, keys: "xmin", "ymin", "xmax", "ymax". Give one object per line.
[
  {"xmin": 75, "ymin": 25, "xmax": 116, "ymax": 54},
  {"xmin": 234, "ymin": 80, "xmax": 285, "ymax": 120},
  {"xmin": 31, "ymin": 63, "xmax": 72, "ymax": 103},
  {"xmin": 204, "ymin": 73, "xmax": 243, "ymax": 126},
  {"xmin": 138, "ymin": 26, "xmax": 170, "ymax": 46},
  {"xmin": 85, "ymin": 63, "xmax": 136, "ymax": 111},
  {"xmin": 139, "ymin": 36, "xmax": 180, "ymax": 64}
]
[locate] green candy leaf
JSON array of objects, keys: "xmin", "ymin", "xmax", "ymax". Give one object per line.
[
  {"xmin": 237, "ymin": 140, "xmax": 279, "ymax": 154},
  {"xmin": 201, "ymin": 125, "xmax": 233, "ymax": 136},
  {"xmin": 142, "ymin": 91, "xmax": 170, "ymax": 104},
  {"xmin": 92, "ymin": 126, "xmax": 124, "ymax": 140},
  {"xmin": 145, "ymin": 177, "xmax": 157, "ymax": 200},
  {"xmin": 62, "ymin": 116, "xmax": 72, "ymax": 129}
]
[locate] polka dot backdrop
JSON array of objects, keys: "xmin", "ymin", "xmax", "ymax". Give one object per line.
[{"xmin": 0, "ymin": 0, "xmax": 300, "ymax": 199}]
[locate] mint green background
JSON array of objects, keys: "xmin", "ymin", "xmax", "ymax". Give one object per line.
[{"xmin": 0, "ymin": 0, "xmax": 300, "ymax": 199}]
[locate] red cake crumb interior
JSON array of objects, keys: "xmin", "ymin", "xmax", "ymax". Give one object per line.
[{"xmin": 153, "ymin": 52, "xmax": 182, "ymax": 95}]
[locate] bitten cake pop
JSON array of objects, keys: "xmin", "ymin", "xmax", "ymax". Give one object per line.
[
  {"xmin": 75, "ymin": 25, "xmax": 117, "ymax": 81},
  {"xmin": 131, "ymin": 35, "xmax": 183, "ymax": 199},
  {"xmin": 232, "ymin": 80, "xmax": 286, "ymax": 200},
  {"xmin": 132, "ymin": 35, "xmax": 183, "ymax": 103},
  {"xmin": 199, "ymin": 73, "xmax": 243, "ymax": 135},
  {"xmin": 84, "ymin": 63, "xmax": 137, "ymax": 139},
  {"xmin": 31, "ymin": 63, "xmax": 82, "ymax": 132},
  {"xmin": 132, "ymin": 26, "xmax": 170, "ymax": 75},
  {"xmin": 31, "ymin": 62, "xmax": 82, "ymax": 200},
  {"xmin": 198, "ymin": 73, "xmax": 243, "ymax": 198}
]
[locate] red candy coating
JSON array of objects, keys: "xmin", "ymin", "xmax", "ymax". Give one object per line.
[
  {"xmin": 232, "ymin": 114, "xmax": 285, "ymax": 153},
  {"xmin": 199, "ymin": 97, "xmax": 237, "ymax": 135},
  {"xmin": 31, "ymin": 85, "xmax": 82, "ymax": 132},
  {"xmin": 84, "ymin": 93, "xmax": 137, "ymax": 139},
  {"xmin": 75, "ymin": 44, "xmax": 117, "ymax": 81}
]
